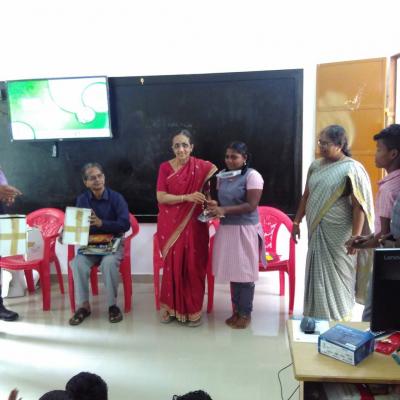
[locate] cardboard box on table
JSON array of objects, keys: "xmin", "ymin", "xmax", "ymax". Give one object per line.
[
  {"xmin": 318, "ymin": 324, "xmax": 375, "ymax": 365},
  {"xmin": 0, "ymin": 214, "xmax": 27, "ymax": 257},
  {"xmin": 62, "ymin": 207, "xmax": 91, "ymax": 246}
]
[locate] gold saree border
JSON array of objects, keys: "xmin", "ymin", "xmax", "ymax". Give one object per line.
[
  {"xmin": 160, "ymin": 303, "xmax": 202, "ymax": 323},
  {"xmin": 347, "ymin": 172, "xmax": 374, "ymax": 232},
  {"xmin": 161, "ymin": 165, "xmax": 218, "ymax": 259}
]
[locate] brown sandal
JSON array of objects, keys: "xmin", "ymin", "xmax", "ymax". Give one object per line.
[
  {"xmin": 69, "ymin": 308, "xmax": 91, "ymax": 326},
  {"xmin": 225, "ymin": 312, "xmax": 239, "ymax": 327},
  {"xmin": 231, "ymin": 315, "xmax": 251, "ymax": 329}
]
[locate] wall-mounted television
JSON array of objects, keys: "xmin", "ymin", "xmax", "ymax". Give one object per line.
[{"xmin": 6, "ymin": 76, "xmax": 112, "ymax": 141}]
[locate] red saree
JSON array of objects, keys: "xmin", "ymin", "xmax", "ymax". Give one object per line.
[{"xmin": 157, "ymin": 157, "xmax": 217, "ymax": 322}]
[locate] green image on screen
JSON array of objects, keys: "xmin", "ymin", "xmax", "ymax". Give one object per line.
[{"xmin": 7, "ymin": 76, "xmax": 111, "ymax": 140}]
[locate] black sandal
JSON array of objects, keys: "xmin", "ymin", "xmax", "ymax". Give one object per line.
[
  {"xmin": 109, "ymin": 305, "xmax": 123, "ymax": 323},
  {"xmin": 69, "ymin": 308, "xmax": 91, "ymax": 326}
]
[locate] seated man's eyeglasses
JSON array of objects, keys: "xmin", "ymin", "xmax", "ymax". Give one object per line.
[{"xmin": 86, "ymin": 173, "xmax": 104, "ymax": 181}]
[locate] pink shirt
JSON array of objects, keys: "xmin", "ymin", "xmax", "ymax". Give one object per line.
[
  {"xmin": 216, "ymin": 169, "xmax": 264, "ymax": 190},
  {"xmin": 375, "ymin": 169, "xmax": 400, "ymax": 233},
  {"xmin": 246, "ymin": 169, "xmax": 264, "ymax": 189}
]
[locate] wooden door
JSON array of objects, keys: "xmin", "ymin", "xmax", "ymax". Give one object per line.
[{"xmin": 316, "ymin": 58, "xmax": 387, "ymax": 195}]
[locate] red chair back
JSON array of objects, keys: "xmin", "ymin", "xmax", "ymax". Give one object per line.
[
  {"xmin": 258, "ymin": 206, "xmax": 293, "ymax": 261},
  {"xmin": 27, "ymin": 208, "xmax": 65, "ymax": 236},
  {"xmin": 27, "ymin": 208, "xmax": 64, "ymax": 260},
  {"xmin": 124, "ymin": 214, "xmax": 140, "ymax": 257},
  {"xmin": 258, "ymin": 206, "xmax": 296, "ymax": 314}
]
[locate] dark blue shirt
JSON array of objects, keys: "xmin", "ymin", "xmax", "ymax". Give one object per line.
[{"xmin": 76, "ymin": 187, "xmax": 130, "ymax": 235}]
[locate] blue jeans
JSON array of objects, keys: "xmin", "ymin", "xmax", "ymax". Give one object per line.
[{"xmin": 230, "ymin": 282, "xmax": 255, "ymax": 317}]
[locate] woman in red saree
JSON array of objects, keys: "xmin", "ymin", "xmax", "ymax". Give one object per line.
[{"xmin": 156, "ymin": 129, "xmax": 217, "ymax": 326}]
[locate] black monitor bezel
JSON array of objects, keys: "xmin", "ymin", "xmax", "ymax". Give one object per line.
[{"xmin": 370, "ymin": 248, "xmax": 400, "ymax": 332}]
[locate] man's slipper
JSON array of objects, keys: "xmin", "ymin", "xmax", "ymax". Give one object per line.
[
  {"xmin": 109, "ymin": 305, "xmax": 123, "ymax": 323},
  {"xmin": 69, "ymin": 308, "xmax": 91, "ymax": 326}
]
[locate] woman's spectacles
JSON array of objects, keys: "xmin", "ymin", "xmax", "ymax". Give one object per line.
[{"xmin": 317, "ymin": 139, "xmax": 334, "ymax": 147}]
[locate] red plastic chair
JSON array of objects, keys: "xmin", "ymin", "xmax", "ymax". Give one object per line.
[
  {"xmin": 67, "ymin": 213, "xmax": 139, "ymax": 313},
  {"xmin": 27, "ymin": 208, "xmax": 65, "ymax": 295},
  {"xmin": 153, "ymin": 219, "xmax": 219, "ymax": 313},
  {"xmin": 0, "ymin": 208, "xmax": 65, "ymax": 310},
  {"xmin": 258, "ymin": 206, "xmax": 296, "ymax": 314}
]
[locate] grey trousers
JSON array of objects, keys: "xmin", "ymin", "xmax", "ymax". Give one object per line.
[
  {"xmin": 71, "ymin": 242, "xmax": 124, "ymax": 308},
  {"xmin": 231, "ymin": 282, "xmax": 255, "ymax": 317}
]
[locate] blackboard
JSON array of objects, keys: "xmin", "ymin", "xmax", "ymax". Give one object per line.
[{"xmin": 0, "ymin": 70, "xmax": 303, "ymax": 221}]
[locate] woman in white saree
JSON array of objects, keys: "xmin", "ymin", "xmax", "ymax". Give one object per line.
[{"xmin": 292, "ymin": 125, "xmax": 374, "ymax": 320}]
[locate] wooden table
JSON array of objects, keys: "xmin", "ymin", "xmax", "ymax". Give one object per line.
[{"xmin": 287, "ymin": 320, "xmax": 400, "ymax": 399}]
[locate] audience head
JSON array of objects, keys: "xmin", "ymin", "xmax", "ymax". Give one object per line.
[
  {"xmin": 373, "ymin": 124, "xmax": 400, "ymax": 169},
  {"xmin": 39, "ymin": 390, "xmax": 72, "ymax": 400},
  {"xmin": 319, "ymin": 125, "xmax": 351, "ymax": 157},
  {"xmin": 66, "ymin": 372, "xmax": 108, "ymax": 400},
  {"xmin": 225, "ymin": 141, "xmax": 250, "ymax": 174},
  {"xmin": 173, "ymin": 390, "xmax": 213, "ymax": 400}
]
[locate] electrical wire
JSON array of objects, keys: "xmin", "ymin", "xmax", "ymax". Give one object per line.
[
  {"xmin": 277, "ymin": 362, "xmax": 299, "ymax": 400},
  {"xmin": 287, "ymin": 384, "xmax": 299, "ymax": 400},
  {"xmin": 278, "ymin": 362, "xmax": 293, "ymax": 399}
]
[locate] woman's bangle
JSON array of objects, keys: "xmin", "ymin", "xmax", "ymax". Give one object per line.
[{"xmin": 293, "ymin": 221, "xmax": 300, "ymax": 226}]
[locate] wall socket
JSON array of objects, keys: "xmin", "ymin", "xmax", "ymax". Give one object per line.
[{"xmin": 51, "ymin": 143, "xmax": 58, "ymax": 158}]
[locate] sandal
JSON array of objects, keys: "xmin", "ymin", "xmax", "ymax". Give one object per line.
[
  {"xmin": 69, "ymin": 308, "xmax": 91, "ymax": 326},
  {"xmin": 186, "ymin": 317, "xmax": 202, "ymax": 327},
  {"xmin": 225, "ymin": 312, "xmax": 239, "ymax": 327},
  {"xmin": 160, "ymin": 311, "xmax": 175, "ymax": 324},
  {"xmin": 109, "ymin": 305, "xmax": 123, "ymax": 323},
  {"xmin": 231, "ymin": 315, "xmax": 251, "ymax": 329}
]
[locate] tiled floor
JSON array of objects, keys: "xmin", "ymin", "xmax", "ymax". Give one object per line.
[{"xmin": 0, "ymin": 274, "xmax": 301, "ymax": 400}]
